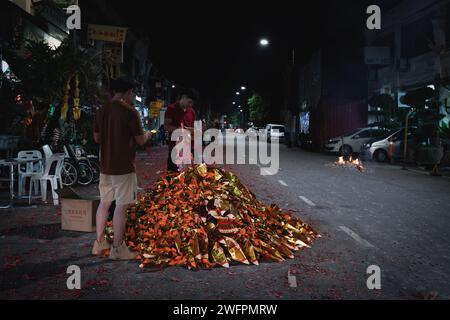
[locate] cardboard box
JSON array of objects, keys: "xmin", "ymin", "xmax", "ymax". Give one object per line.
[{"xmin": 57, "ymin": 188, "xmax": 99, "ymax": 232}]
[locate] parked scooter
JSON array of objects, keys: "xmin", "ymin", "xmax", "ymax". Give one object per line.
[
  {"xmin": 74, "ymin": 145, "xmax": 100, "ymax": 183},
  {"xmin": 61, "ymin": 144, "xmax": 94, "ymax": 187}
]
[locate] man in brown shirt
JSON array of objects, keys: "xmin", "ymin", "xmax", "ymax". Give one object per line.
[{"xmin": 92, "ymin": 77, "xmax": 150, "ymax": 260}]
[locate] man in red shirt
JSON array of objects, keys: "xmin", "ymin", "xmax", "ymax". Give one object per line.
[{"xmin": 164, "ymin": 89, "xmax": 198, "ymax": 172}]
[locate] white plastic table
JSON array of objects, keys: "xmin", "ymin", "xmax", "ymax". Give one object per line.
[{"xmin": 0, "ymin": 158, "xmax": 43, "ymax": 209}]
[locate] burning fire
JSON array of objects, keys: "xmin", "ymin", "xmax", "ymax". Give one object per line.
[{"xmin": 335, "ymin": 156, "xmax": 364, "ymax": 172}]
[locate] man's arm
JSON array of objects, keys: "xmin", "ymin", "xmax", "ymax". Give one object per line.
[
  {"xmin": 134, "ymin": 131, "xmax": 151, "ymax": 146},
  {"xmin": 130, "ymin": 110, "xmax": 148, "ymax": 146}
]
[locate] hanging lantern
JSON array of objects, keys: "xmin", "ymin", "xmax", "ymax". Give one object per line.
[
  {"xmin": 61, "ymin": 78, "xmax": 71, "ymax": 121},
  {"xmin": 73, "ymin": 73, "xmax": 81, "ymax": 121},
  {"xmin": 60, "ymin": 73, "xmax": 82, "ymax": 121}
]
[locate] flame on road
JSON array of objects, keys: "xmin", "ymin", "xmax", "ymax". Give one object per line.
[{"xmin": 335, "ymin": 156, "xmax": 365, "ymax": 172}]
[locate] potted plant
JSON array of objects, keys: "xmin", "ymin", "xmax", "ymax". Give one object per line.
[{"xmin": 400, "ymin": 86, "xmax": 445, "ymax": 170}]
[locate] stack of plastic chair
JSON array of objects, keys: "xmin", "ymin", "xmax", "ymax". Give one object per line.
[{"xmin": 17, "ymin": 150, "xmax": 43, "ymax": 198}]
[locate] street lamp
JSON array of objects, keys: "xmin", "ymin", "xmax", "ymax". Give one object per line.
[
  {"xmin": 241, "ymin": 86, "xmax": 246, "ymax": 91},
  {"xmin": 236, "ymin": 92, "xmax": 240, "ymax": 95},
  {"xmin": 172, "ymin": 85, "xmax": 175, "ymax": 88},
  {"xmin": 260, "ymin": 38, "xmax": 269, "ymax": 46},
  {"xmin": 259, "ymin": 37, "xmax": 295, "ymax": 65}
]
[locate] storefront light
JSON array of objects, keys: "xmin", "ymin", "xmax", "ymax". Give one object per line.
[{"xmin": 45, "ymin": 35, "xmax": 62, "ymax": 49}]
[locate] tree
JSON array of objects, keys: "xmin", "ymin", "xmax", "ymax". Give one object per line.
[
  {"xmin": 248, "ymin": 92, "xmax": 268, "ymax": 127},
  {"xmin": 400, "ymin": 86, "xmax": 445, "ymax": 169},
  {"xmin": 6, "ymin": 38, "xmax": 102, "ymax": 107},
  {"xmin": 368, "ymin": 94, "xmax": 397, "ymax": 129},
  {"xmin": 228, "ymin": 111, "xmax": 241, "ymax": 127},
  {"xmin": 400, "ymin": 86, "xmax": 444, "ymax": 146},
  {"xmin": 2, "ymin": 38, "xmax": 103, "ymax": 145}
]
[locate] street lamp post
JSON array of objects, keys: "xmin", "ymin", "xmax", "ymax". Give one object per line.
[
  {"xmin": 236, "ymin": 87, "xmax": 249, "ymax": 126},
  {"xmin": 260, "ymin": 38, "xmax": 295, "ymax": 65},
  {"xmin": 402, "ymin": 109, "xmax": 414, "ymax": 170},
  {"xmin": 258, "ymin": 37, "xmax": 297, "ymax": 139}
]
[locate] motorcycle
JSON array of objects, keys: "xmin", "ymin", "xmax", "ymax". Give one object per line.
[{"xmin": 61, "ymin": 144, "xmax": 95, "ymax": 187}]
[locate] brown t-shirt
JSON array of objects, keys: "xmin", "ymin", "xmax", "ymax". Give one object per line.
[{"xmin": 94, "ymin": 100, "xmax": 144, "ymax": 175}]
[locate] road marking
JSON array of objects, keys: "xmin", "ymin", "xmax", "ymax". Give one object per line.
[
  {"xmin": 299, "ymin": 196, "xmax": 316, "ymax": 207},
  {"xmin": 339, "ymin": 226, "xmax": 375, "ymax": 248},
  {"xmin": 288, "ymin": 269, "xmax": 297, "ymax": 288},
  {"xmin": 278, "ymin": 180, "xmax": 288, "ymax": 186}
]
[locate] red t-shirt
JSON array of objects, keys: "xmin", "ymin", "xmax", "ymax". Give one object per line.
[
  {"xmin": 183, "ymin": 107, "xmax": 196, "ymax": 127},
  {"xmin": 165, "ymin": 102, "xmax": 196, "ymax": 148}
]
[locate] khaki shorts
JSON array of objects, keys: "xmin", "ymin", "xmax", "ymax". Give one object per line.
[{"xmin": 99, "ymin": 173, "xmax": 138, "ymax": 205}]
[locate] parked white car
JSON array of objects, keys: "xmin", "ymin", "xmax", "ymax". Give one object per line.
[
  {"xmin": 324, "ymin": 127, "xmax": 389, "ymax": 156},
  {"xmin": 265, "ymin": 124, "xmax": 286, "ymax": 143},
  {"xmin": 361, "ymin": 127, "xmax": 417, "ymax": 162}
]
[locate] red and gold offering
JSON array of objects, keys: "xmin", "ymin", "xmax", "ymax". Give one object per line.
[{"xmin": 106, "ymin": 164, "xmax": 319, "ymax": 269}]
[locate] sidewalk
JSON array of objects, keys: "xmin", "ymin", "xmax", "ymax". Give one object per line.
[
  {"xmin": 0, "ymin": 145, "xmax": 169, "ymax": 299},
  {"xmin": 362, "ymin": 160, "xmax": 450, "ymax": 179}
]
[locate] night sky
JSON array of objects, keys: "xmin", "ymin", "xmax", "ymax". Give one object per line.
[{"xmin": 93, "ymin": 0, "xmax": 402, "ymax": 114}]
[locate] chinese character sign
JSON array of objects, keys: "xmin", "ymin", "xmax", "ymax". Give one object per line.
[{"xmin": 87, "ymin": 24, "xmax": 128, "ymax": 43}]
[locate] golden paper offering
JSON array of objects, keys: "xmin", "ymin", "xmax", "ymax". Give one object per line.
[
  {"xmin": 219, "ymin": 237, "xmax": 250, "ymax": 265},
  {"xmin": 105, "ymin": 164, "xmax": 319, "ymax": 269},
  {"xmin": 211, "ymin": 242, "xmax": 229, "ymax": 268}
]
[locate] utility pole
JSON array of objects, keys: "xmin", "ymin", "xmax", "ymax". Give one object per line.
[
  {"xmin": 292, "ymin": 48, "xmax": 295, "ymax": 66},
  {"xmin": 73, "ymin": 0, "xmax": 79, "ymax": 52},
  {"xmin": 402, "ymin": 109, "xmax": 413, "ymax": 170}
]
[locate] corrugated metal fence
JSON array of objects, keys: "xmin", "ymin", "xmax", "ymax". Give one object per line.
[{"xmin": 310, "ymin": 99, "xmax": 368, "ymax": 151}]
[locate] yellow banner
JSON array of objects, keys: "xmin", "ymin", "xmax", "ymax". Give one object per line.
[
  {"xmin": 150, "ymin": 100, "xmax": 164, "ymax": 118},
  {"xmin": 87, "ymin": 24, "xmax": 127, "ymax": 43}
]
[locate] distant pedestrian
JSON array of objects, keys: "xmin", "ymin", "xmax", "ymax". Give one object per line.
[{"xmin": 158, "ymin": 124, "xmax": 166, "ymax": 146}]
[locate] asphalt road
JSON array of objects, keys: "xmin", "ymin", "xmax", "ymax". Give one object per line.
[
  {"xmin": 221, "ymin": 133, "xmax": 450, "ymax": 299},
  {"xmin": 1, "ymin": 136, "xmax": 449, "ymax": 300}
]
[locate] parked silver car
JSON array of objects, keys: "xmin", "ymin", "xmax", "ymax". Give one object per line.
[{"xmin": 361, "ymin": 127, "xmax": 417, "ymax": 162}]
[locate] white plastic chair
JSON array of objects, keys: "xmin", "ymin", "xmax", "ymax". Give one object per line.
[
  {"xmin": 42, "ymin": 145, "xmax": 53, "ymax": 161},
  {"xmin": 42, "ymin": 144, "xmax": 64, "ymax": 188},
  {"xmin": 17, "ymin": 150, "xmax": 43, "ymax": 198},
  {"xmin": 29, "ymin": 154, "xmax": 64, "ymax": 205}
]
